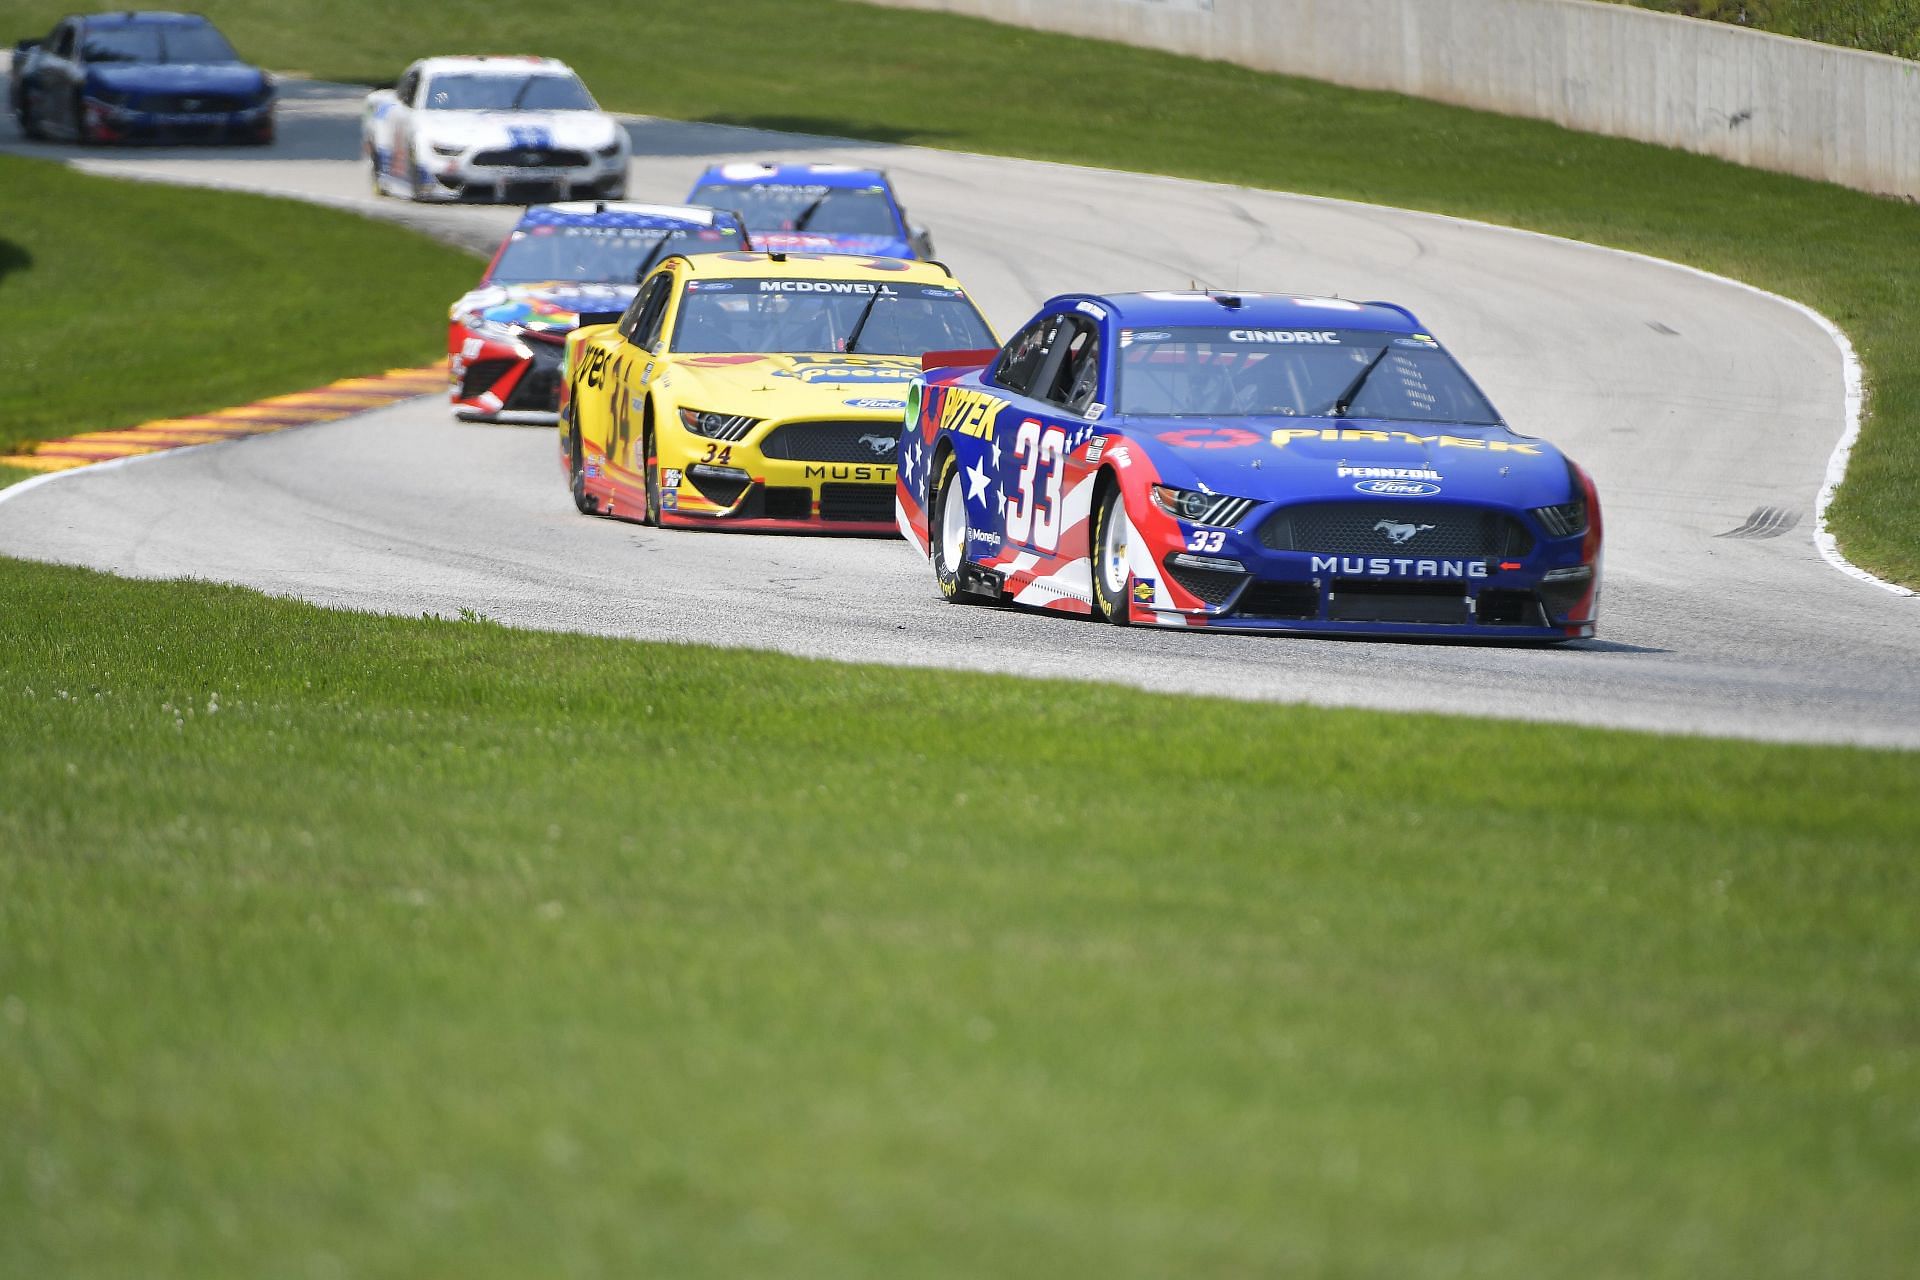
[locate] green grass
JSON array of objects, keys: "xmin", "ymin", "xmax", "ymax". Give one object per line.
[
  {"xmin": 2, "ymin": 557, "xmax": 1916, "ymax": 1277},
  {"xmin": 1606, "ymin": 0, "xmax": 1920, "ymax": 59},
  {"xmin": 0, "ymin": 154, "xmax": 475, "ymax": 462}
]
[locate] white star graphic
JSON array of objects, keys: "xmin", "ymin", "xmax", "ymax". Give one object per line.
[
  {"xmin": 997, "ymin": 486, "xmax": 1007, "ymax": 516},
  {"xmin": 965, "ymin": 457, "xmax": 992, "ymax": 503},
  {"xmin": 990, "ymin": 436, "xmax": 1002, "ymax": 469}
]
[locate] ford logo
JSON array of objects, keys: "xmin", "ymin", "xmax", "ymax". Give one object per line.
[{"xmin": 1355, "ymin": 479, "xmax": 1441, "ymax": 497}]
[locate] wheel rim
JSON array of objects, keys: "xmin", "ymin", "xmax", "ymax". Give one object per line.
[
  {"xmin": 938, "ymin": 461, "xmax": 967, "ymax": 573},
  {"xmin": 1100, "ymin": 493, "xmax": 1130, "ymax": 597}
]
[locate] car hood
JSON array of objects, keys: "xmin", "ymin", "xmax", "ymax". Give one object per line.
[
  {"xmin": 454, "ymin": 281, "xmax": 639, "ymax": 333},
  {"xmin": 1114, "ymin": 415, "xmax": 1574, "ymax": 509},
  {"xmin": 750, "ymin": 231, "xmax": 914, "ymax": 260},
  {"xmin": 90, "ymin": 63, "xmax": 267, "ymax": 96},
  {"xmin": 660, "ymin": 353, "xmax": 919, "ymax": 415},
  {"xmin": 414, "ymin": 111, "xmax": 621, "ymax": 150}
]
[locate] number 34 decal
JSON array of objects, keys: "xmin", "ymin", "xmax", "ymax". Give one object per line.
[
  {"xmin": 1006, "ymin": 418, "xmax": 1066, "ymax": 551},
  {"xmin": 1186, "ymin": 529, "xmax": 1225, "ymax": 552}
]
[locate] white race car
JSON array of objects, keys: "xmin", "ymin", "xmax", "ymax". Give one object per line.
[{"xmin": 361, "ymin": 56, "xmax": 629, "ymax": 204}]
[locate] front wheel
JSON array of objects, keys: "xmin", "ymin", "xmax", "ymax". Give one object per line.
[
  {"xmin": 1089, "ymin": 480, "xmax": 1133, "ymax": 625},
  {"xmin": 929, "ymin": 449, "xmax": 982, "ymax": 605}
]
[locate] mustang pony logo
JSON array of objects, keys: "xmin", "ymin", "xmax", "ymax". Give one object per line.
[
  {"xmin": 1375, "ymin": 520, "xmax": 1436, "ymax": 545},
  {"xmin": 858, "ymin": 433, "xmax": 897, "ymax": 457}
]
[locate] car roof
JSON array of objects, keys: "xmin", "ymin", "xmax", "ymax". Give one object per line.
[
  {"xmin": 676, "ymin": 252, "xmax": 953, "ymax": 284},
  {"xmin": 414, "ymin": 55, "xmax": 576, "ymax": 77},
  {"xmin": 1080, "ymin": 290, "xmax": 1424, "ymax": 333},
  {"xmin": 82, "ymin": 11, "xmax": 213, "ymax": 26},
  {"xmin": 693, "ymin": 162, "xmax": 891, "ymax": 191},
  {"xmin": 517, "ymin": 202, "xmax": 740, "ymax": 231}
]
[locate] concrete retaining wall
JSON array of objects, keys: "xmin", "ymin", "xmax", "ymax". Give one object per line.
[{"xmin": 864, "ymin": 0, "xmax": 1920, "ymax": 200}]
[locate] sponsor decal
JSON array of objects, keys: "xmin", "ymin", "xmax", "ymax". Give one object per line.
[
  {"xmin": 1157, "ymin": 427, "xmax": 1263, "ymax": 449},
  {"xmin": 967, "ymin": 528, "xmax": 1003, "ymax": 548},
  {"xmin": 1356, "ymin": 480, "xmax": 1442, "ymax": 497},
  {"xmin": 685, "ymin": 280, "xmax": 736, "ymax": 291},
  {"xmin": 1084, "ymin": 402, "xmax": 1105, "ymax": 420},
  {"xmin": 857, "ymin": 433, "xmax": 898, "ymax": 457},
  {"xmin": 1312, "ymin": 555, "xmax": 1489, "ymax": 579},
  {"xmin": 1131, "ymin": 579, "xmax": 1157, "ymax": 604},
  {"xmin": 1086, "ymin": 437, "xmax": 1107, "ymax": 464},
  {"xmin": 663, "ymin": 468, "xmax": 682, "ymax": 489},
  {"xmin": 938, "ymin": 386, "xmax": 1004, "ymax": 441},
  {"xmin": 1075, "ymin": 300, "xmax": 1108, "ymax": 319},
  {"xmin": 1273, "ymin": 427, "xmax": 1542, "ymax": 455},
  {"xmin": 844, "ymin": 398, "xmax": 906, "ymax": 411},
  {"xmin": 1120, "ymin": 330, "xmax": 1171, "ymax": 346},
  {"xmin": 1374, "ymin": 520, "xmax": 1435, "ymax": 545},
  {"xmin": 757, "ymin": 280, "xmax": 897, "ymax": 294},
  {"xmin": 804, "ymin": 463, "xmax": 895, "ymax": 481},
  {"xmin": 659, "ymin": 491, "xmax": 678, "ymax": 510},
  {"xmin": 1229, "ymin": 330, "xmax": 1341, "ymax": 344},
  {"xmin": 584, "ymin": 459, "xmax": 602, "ymax": 478},
  {"xmin": 1338, "ymin": 465, "xmax": 1442, "ymax": 481},
  {"xmin": 773, "ymin": 356, "xmax": 916, "ymax": 385}
]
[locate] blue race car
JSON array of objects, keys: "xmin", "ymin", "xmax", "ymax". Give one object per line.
[
  {"xmin": 11, "ymin": 11, "xmax": 274, "ymax": 145},
  {"xmin": 897, "ymin": 291, "xmax": 1603, "ymax": 640},
  {"xmin": 686, "ymin": 162, "xmax": 934, "ymax": 261}
]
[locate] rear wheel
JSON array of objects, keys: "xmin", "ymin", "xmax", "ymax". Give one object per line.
[
  {"xmin": 1089, "ymin": 480, "xmax": 1133, "ymax": 625},
  {"xmin": 71, "ymin": 91, "xmax": 95, "ymax": 145},
  {"xmin": 929, "ymin": 449, "xmax": 982, "ymax": 604},
  {"xmin": 16, "ymin": 91, "xmax": 42, "ymax": 140},
  {"xmin": 567, "ymin": 410, "xmax": 597, "ymax": 515}
]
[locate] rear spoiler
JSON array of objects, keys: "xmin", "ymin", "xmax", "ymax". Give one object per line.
[{"xmin": 921, "ymin": 348, "xmax": 998, "ymax": 373}]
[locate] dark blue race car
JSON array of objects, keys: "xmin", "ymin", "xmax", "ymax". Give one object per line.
[
  {"xmin": 11, "ymin": 11, "xmax": 274, "ymax": 145},
  {"xmin": 896, "ymin": 291, "xmax": 1603, "ymax": 640},
  {"xmin": 686, "ymin": 161, "xmax": 933, "ymax": 261}
]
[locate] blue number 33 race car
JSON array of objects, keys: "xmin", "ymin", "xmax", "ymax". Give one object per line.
[{"xmin": 896, "ymin": 291, "xmax": 1602, "ymax": 640}]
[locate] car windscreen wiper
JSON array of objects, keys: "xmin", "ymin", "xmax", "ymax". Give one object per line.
[
  {"xmin": 629, "ymin": 233, "xmax": 677, "ymax": 283},
  {"xmin": 791, "ymin": 194, "xmax": 831, "ymax": 231},
  {"xmin": 509, "ymin": 76, "xmax": 538, "ymax": 110},
  {"xmin": 842, "ymin": 287, "xmax": 891, "ymax": 353},
  {"xmin": 1328, "ymin": 345, "xmax": 1395, "ymax": 418}
]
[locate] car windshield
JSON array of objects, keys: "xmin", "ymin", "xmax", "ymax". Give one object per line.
[
  {"xmin": 488, "ymin": 224, "xmax": 747, "ymax": 284},
  {"xmin": 673, "ymin": 278, "xmax": 994, "ymax": 355},
  {"xmin": 82, "ymin": 22, "xmax": 240, "ymax": 64},
  {"xmin": 1115, "ymin": 326, "xmax": 1501, "ymax": 424},
  {"xmin": 688, "ymin": 183, "xmax": 900, "ymax": 238},
  {"xmin": 423, "ymin": 73, "xmax": 596, "ymax": 111}
]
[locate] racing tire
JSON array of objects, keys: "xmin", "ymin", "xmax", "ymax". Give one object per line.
[
  {"xmin": 1089, "ymin": 478, "xmax": 1134, "ymax": 626},
  {"xmin": 641, "ymin": 416, "xmax": 661, "ymax": 528},
  {"xmin": 71, "ymin": 91, "xmax": 96, "ymax": 146},
  {"xmin": 566, "ymin": 411, "xmax": 597, "ymax": 516},
  {"xmin": 16, "ymin": 94, "xmax": 43, "ymax": 141},
  {"xmin": 929, "ymin": 448, "xmax": 982, "ymax": 605}
]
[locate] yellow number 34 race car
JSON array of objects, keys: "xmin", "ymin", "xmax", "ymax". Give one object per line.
[{"xmin": 559, "ymin": 251, "xmax": 997, "ymax": 533}]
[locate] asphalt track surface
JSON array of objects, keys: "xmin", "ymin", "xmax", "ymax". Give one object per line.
[{"xmin": 4, "ymin": 81, "xmax": 1916, "ymax": 747}]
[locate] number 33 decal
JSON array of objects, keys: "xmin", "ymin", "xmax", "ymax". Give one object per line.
[
  {"xmin": 1186, "ymin": 529, "xmax": 1225, "ymax": 552},
  {"xmin": 1006, "ymin": 418, "xmax": 1066, "ymax": 551}
]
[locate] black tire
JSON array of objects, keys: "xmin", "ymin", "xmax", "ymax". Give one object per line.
[
  {"xmin": 70, "ymin": 91, "xmax": 95, "ymax": 145},
  {"xmin": 1089, "ymin": 478, "xmax": 1133, "ymax": 626},
  {"xmin": 641, "ymin": 414, "xmax": 661, "ymax": 527},
  {"xmin": 16, "ymin": 91, "xmax": 42, "ymax": 141},
  {"xmin": 566, "ymin": 409, "xmax": 597, "ymax": 515},
  {"xmin": 928, "ymin": 448, "xmax": 982, "ymax": 605}
]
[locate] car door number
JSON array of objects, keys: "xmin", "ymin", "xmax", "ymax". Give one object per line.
[{"xmin": 1006, "ymin": 418, "xmax": 1066, "ymax": 552}]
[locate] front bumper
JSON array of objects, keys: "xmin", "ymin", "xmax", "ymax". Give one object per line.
[
  {"xmin": 1130, "ymin": 501, "xmax": 1600, "ymax": 640},
  {"xmin": 449, "ymin": 325, "xmax": 566, "ymax": 418},
  {"xmin": 82, "ymin": 96, "xmax": 273, "ymax": 144},
  {"xmin": 415, "ymin": 151, "xmax": 626, "ymax": 204},
  {"xmin": 655, "ymin": 418, "xmax": 902, "ymax": 535}
]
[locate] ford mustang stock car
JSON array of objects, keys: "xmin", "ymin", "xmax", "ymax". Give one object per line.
[
  {"xmin": 450, "ymin": 201, "xmax": 748, "ymax": 421},
  {"xmin": 560, "ymin": 252, "xmax": 995, "ymax": 533},
  {"xmin": 362, "ymin": 56, "xmax": 628, "ymax": 203},
  {"xmin": 686, "ymin": 163, "xmax": 934, "ymax": 260},
  {"xmin": 11, "ymin": 11, "xmax": 274, "ymax": 145},
  {"xmin": 898, "ymin": 291, "xmax": 1602, "ymax": 639}
]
